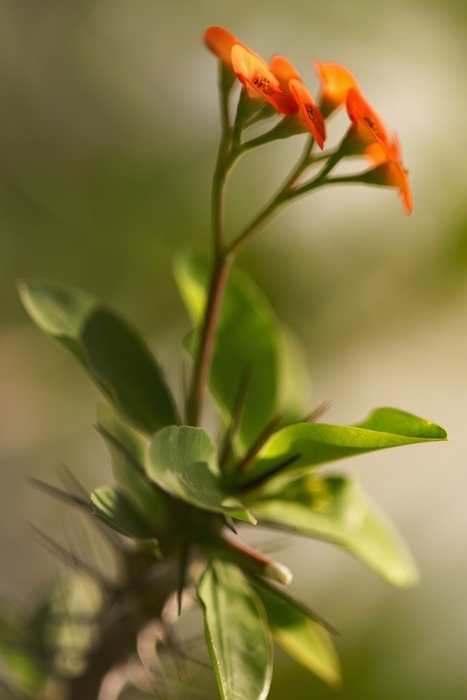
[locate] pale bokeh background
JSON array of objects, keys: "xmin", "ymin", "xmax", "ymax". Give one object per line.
[{"xmin": 1, "ymin": 1, "xmax": 467, "ymax": 697}]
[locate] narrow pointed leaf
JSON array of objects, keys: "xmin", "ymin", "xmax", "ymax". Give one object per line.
[
  {"xmin": 250, "ymin": 579, "xmax": 341, "ymax": 688},
  {"xmin": 198, "ymin": 561, "xmax": 273, "ymax": 700},
  {"xmin": 18, "ymin": 281, "xmax": 179, "ymax": 433},
  {"xmin": 146, "ymin": 426, "xmax": 255, "ymax": 523},
  {"xmin": 249, "ymin": 475, "xmax": 419, "ymax": 587},
  {"xmin": 91, "ymin": 485, "xmax": 156, "ymax": 540},
  {"xmin": 174, "ymin": 250, "xmax": 279, "ymax": 449},
  {"xmin": 234, "ymin": 408, "xmax": 448, "ymax": 488}
]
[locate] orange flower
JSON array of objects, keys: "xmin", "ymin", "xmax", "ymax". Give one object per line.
[
  {"xmin": 269, "ymin": 55, "xmax": 325, "ymax": 148},
  {"xmin": 362, "ymin": 135, "xmax": 412, "ymax": 213},
  {"xmin": 345, "ymin": 87, "xmax": 391, "ymax": 153},
  {"xmin": 342, "ymin": 89, "xmax": 411, "ymax": 212},
  {"xmin": 231, "ymin": 44, "xmax": 298, "ymax": 115},
  {"xmin": 314, "ymin": 61, "xmax": 360, "ymax": 117},
  {"xmin": 203, "ymin": 26, "xmax": 240, "ymax": 64}
]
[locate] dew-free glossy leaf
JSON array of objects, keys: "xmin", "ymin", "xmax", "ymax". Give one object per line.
[
  {"xmin": 235, "ymin": 407, "xmax": 448, "ymax": 488},
  {"xmin": 18, "ymin": 281, "xmax": 179, "ymax": 433},
  {"xmin": 97, "ymin": 402, "xmax": 168, "ymax": 528},
  {"xmin": 198, "ymin": 561, "xmax": 272, "ymax": 700},
  {"xmin": 146, "ymin": 426, "xmax": 255, "ymax": 523},
  {"xmin": 249, "ymin": 475, "xmax": 419, "ymax": 587},
  {"xmin": 174, "ymin": 250, "xmax": 279, "ymax": 449},
  {"xmin": 91, "ymin": 485, "xmax": 156, "ymax": 540},
  {"xmin": 249, "ymin": 579, "xmax": 341, "ymax": 688}
]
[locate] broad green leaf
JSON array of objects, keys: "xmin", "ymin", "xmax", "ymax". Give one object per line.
[
  {"xmin": 18, "ymin": 281, "xmax": 179, "ymax": 433},
  {"xmin": 249, "ymin": 475, "xmax": 419, "ymax": 588},
  {"xmin": 91, "ymin": 485, "xmax": 156, "ymax": 540},
  {"xmin": 146, "ymin": 426, "xmax": 255, "ymax": 523},
  {"xmin": 234, "ymin": 407, "xmax": 448, "ymax": 489},
  {"xmin": 276, "ymin": 325, "xmax": 311, "ymax": 428},
  {"xmin": 97, "ymin": 402, "xmax": 168, "ymax": 528},
  {"xmin": 250, "ymin": 579, "xmax": 341, "ymax": 688},
  {"xmin": 198, "ymin": 561, "xmax": 273, "ymax": 700},
  {"xmin": 174, "ymin": 250, "xmax": 279, "ymax": 449}
]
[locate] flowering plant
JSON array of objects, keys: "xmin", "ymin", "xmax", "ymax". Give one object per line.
[{"xmin": 2, "ymin": 25, "xmax": 445, "ymax": 700}]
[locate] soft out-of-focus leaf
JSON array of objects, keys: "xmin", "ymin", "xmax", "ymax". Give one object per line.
[
  {"xmin": 276, "ymin": 325, "xmax": 311, "ymax": 427},
  {"xmin": 0, "ymin": 602, "xmax": 46, "ymax": 695},
  {"xmin": 44, "ymin": 572, "xmax": 102, "ymax": 678},
  {"xmin": 249, "ymin": 475, "xmax": 419, "ymax": 588},
  {"xmin": 174, "ymin": 250, "xmax": 279, "ymax": 449},
  {"xmin": 198, "ymin": 560, "xmax": 272, "ymax": 700},
  {"xmin": 18, "ymin": 281, "xmax": 179, "ymax": 433},
  {"xmin": 234, "ymin": 408, "xmax": 448, "ymax": 489},
  {"xmin": 91, "ymin": 485, "xmax": 156, "ymax": 540},
  {"xmin": 97, "ymin": 402, "xmax": 168, "ymax": 528},
  {"xmin": 146, "ymin": 426, "xmax": 255, "ymax": 523},
  {"xmin": 250, "ymin": 579, "xmax": 341, "ymax": 688}
]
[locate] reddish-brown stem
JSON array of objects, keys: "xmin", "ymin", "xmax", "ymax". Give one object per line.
[{"xmin": 186, "ymin": 251, "xmax": 233, "ymax": 426}]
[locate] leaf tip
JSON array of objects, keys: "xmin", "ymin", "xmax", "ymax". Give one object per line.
[{"xmin": 264, "ymin": 561, "xmax": 293, "ymax": 586}]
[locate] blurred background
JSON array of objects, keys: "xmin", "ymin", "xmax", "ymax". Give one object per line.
[{"xmin": 1, "ymin": 0, "xmax": 467, "ymax": 697}]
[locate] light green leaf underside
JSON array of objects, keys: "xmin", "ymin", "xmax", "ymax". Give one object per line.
[
  {"xmin": 250, "ymin": 579, "xmax": 341, "ymax": 688},
  {"xmin": 198, "ymin": 561, "xmax": 273, "ymax": 700},
  {"xmin": 236, "ymin": 407, "xmax": 448, "ymax": 488},
  {"xmin": 91, "ymin": 485, "xmax": 155, "ymax": 540},
  {"xmin": 250, "ymin": 475, "xmax": 419, "ymax": 588},
  {"xmin": 174, "ymin": 250, "xmax": 279, "ymax": 449},
  {"xmin": 18, "ymin": 281, "xmax": 179, "ymax": 434},
  {"xmin": 146, "ymin": 426, "xmax": 255, "ymax": 523}
]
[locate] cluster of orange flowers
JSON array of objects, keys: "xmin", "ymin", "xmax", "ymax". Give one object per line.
[{"xmin": 204, "ymin": 26, "xmax": 411, "ymax": 213}]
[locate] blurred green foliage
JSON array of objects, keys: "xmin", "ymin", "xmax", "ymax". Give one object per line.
[{"xmin": 1, "ymin": 1, "xmax": 467, "ymax": 698}]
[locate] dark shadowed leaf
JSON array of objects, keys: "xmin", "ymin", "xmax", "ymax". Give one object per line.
[
  {"xmin": 146, "ymin": 426, "xmax": 255, "ymax": 523},
  {"xmin": 198, "ymin": 560, "xmax": 273, "ymax": 700},
  {"xmin": 97, "ymin": 402, "xmax": 168, "ymax": 529},
  {"xmin": 249, "ymin": 475, "xmax": 419, "ymax": 587},
  {"xmin": 18, "ymin": 281, "xmax": 179, "ymax": 433},
  {"xmin": 174, "ymin": 250, "xmax": 279, "ymax": 450},
  {"xmin": 91, "ymin": 485, "xmax": 156, "ymax": 540}
]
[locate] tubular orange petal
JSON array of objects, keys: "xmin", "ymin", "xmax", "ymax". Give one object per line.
[
  {"xmin": 314, "ymin": 60, "xmax": 360, "ymax": 117},
  {"xmin": 289, "ymin": 78, "xmax": 326, "ymax": 148},
  {"xmin": 270, "ymin": 55, "xmax": 302, "ymax": 92},
  {"xmin": 361, "ymin": 135, "xmax": 412, "ymax": 213},
  {"xmin": 231, "ymin": 44, "xmax": 298, "ymax": 115},
  {"xmin": 346, "ymin": 87, "xmax": 391, "ymax": 152},
  {"xmin": 204, "ymin": 26, "xmax": 240, "ymax": 64},
  {"xmin": 367, "ymin": 160, "xmax": 412, "ymax": 214}
]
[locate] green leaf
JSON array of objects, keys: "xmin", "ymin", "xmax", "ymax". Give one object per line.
[
  {"xmin": 91, "ymin": 485, "xmax": 156, "ymax": 540},
  {"xmin": 0, "ymin": 602, "xmax": 46, "ymax": 695},
  {"xmin": 146, "ymin": 426, "xmax": 255, "ymax": 523},
  {"xmin": 174, "ymin": 250, "xmax": 279, "ymax": 449},
  {"xmin": 97, "ymin": 402, "xmax": 169, "ymax": 529},
  {"xmin": 198, "ymin": 560, "xmax": 273, "ymax": 700},
  {"xmin": 249, "ymin": 579, "xmax": 341, "ymax": 688},
  {"xmin": 249, "ymin": 475, "xmax": 419, "ymax": 588},
  {"xmin": 234, "ymin": 407, "xmax": 448, "ymax": 489},
  {"xmin": 18, "ymin": 281, "xmax": 179, "ymax": 433},
  {"xmin": 276, "ymin": 325, "xmax": 311, "ymax": 428}
]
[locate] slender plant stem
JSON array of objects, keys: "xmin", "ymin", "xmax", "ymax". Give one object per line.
[
  {"xmin": 228, "ymin": 134, "xmax": 315, "ymax": 255},
  {"xmin": 186, "ymin": 250, "xmax": 233, "ymax": 427}
]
